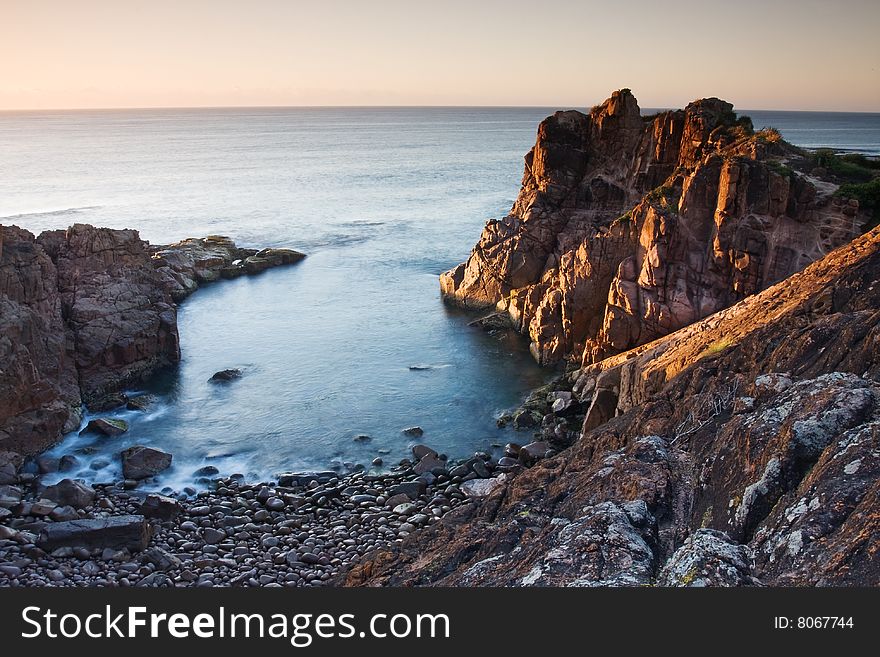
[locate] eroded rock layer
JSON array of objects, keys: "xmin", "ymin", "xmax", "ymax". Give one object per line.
[
  {"xmin": 341, "ymin": 227, "xmax": 880, "ymax": 587},
  {"xmin": 441, "ymin": 89, "xmax": 866, "ymax": 365}
]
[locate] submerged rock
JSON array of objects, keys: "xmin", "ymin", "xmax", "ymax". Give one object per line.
[{"xmin": 209, "ymin": 368, "xmax": 243, "ymax": 383}]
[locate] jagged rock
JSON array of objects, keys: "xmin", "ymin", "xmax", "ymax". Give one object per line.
[
  {"xmin": 402, "ymin": 426, "xmax": 424, "ymax": 437},
  {"xmin": 121, "ymin": 445, "xmax": 173, "ymax": 480},
  {"xmin": 37, "ymin": 515, "xmax": 152, "ymax": 552},
  {"xmin": 0, "ymin": 225, "xmax": 179, "ymax": 456},
  {"xmin": 42, "ymin": 478, "xmax": 96, "ymax": 509},
  {"xmin": 657, "ymin": 529, "xmax": 761, "ymax": 586},
  {"xmin": 151, "ymin": 237, "xmax": 304, "ymax": 301},
  {"xmin": 441, "ymin": 90, "xmax": 869, "ymax": 366}
]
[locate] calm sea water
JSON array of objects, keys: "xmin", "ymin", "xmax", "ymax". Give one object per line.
[{"xmin": 1, "ymin": 106, "xmax": 878, "ymax": 491}]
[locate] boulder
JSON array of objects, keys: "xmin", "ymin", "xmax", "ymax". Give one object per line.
[
  {"xmin": 402, "ymin": 426, "xmax": 424, "ymax": 437},
  {"xmin": 388, "ymin": 480, "xmax": 427, "ymax": 500},
  {"xmin": 519, "ymin": 441, "xmax": 551, "ymax": 465},
  {"xmin": 411, "ymin": 444, "xmax": 437, "ymax": 460},
  {"xmin": 42, "ymin": 478, "xmax": 96, "ymax": 509},
  {"xmin": 37, "ymin": 515, "xmax": 152, "ymax": 552},
  {"xmin": 140, "ymin": 493, "xmax": 182, "ymax": 521},
  {"xmin": 413, "ymin": 453, "xmax": 447, "ymax": 475},
  {"xmin": 461, "ymin": 475, "xmax": 508, "ymax": 498},
  {"xmin": 121, "ymin": 446, "xmax": 172, "ymax": 480}
]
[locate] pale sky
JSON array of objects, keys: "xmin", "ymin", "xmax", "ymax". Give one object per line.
[{"xmin": 1, "ymin": 0, "xmax": 879, "ymax": 111}]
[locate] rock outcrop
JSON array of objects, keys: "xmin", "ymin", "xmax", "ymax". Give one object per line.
[
  {"xmin": 441, "ymin": 89, "xmax": 868, "ymax": 365},
  {"xmin": 150, "ymin": 236, "xmax": 304, "ymax": 302},
  {"xmin": 0, "ymin": 224, "xmax": 304, "ymax": 458},
  {"xmin": 340, "ymin": 226, "xmax": 880, "ymax": 587}
]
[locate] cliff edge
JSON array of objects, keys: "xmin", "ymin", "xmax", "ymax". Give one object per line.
[{"xmin": 441, "ymin": 89, "xmax": 869, "ymax": 365}]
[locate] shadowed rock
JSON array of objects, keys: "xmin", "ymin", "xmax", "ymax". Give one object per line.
[{"xmin": 37, "ymin": 515, "xmax": 152, "ymax": 552}]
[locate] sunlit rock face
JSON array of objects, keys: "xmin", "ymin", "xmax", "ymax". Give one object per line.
[{"xmin": 441, "ymin": 89, "xmax": 866, "ymax": 365}]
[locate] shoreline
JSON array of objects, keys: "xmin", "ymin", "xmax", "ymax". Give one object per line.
[{"xmin": 0, "ymin": 446, "xmax": 514, "ymax": 587}]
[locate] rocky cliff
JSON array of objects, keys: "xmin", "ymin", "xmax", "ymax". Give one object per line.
[
  {"xmin": 0, "ymin": 224, "xmax": 304, "ymax": 458},
  {"xmin": 441, "ymin": 89, "xmax": 868, "ymax": 365},
  {"xmin": 342, "ymin": 226, "xmax": 880, "ymax": 587}
]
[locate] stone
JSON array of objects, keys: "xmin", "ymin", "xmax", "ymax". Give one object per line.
[
  {"xmin": 142, "ymin": 547, "xmax": 182, "ymax": 570},
  {"xmin": 193, "ymin": 465, "xmax": 220, "ymax": 477},
  {"xmin": 384, "ymin": 493, "xmax": 411, "ymax": 508},
  {"xmin": 36, "ymin": 456, "xmax": 60, "ymax": 474},
  {"xmin": 519, "ymin": 441, "xmax": 551, "ymax": 465},
  {"xmin": 42, "ymin": 478, "xmax": 96, "ymax": 509},
  {"xmin": 209, "ymin": 369, "xmax": 242, "ymax": 383},
  {"xmin": 49, "ymin": 505, "xmax": 79, "ymax": 521},
  {"xmin": 411, "ymin": 444, "xmax": 437, "ymax": 460},
  {"xmin": 0, "ymin": 565, "xmax": 22, "ymax": 578},
  {"xmin": 389, "ymin": 480, "xmax": 427, "ymax": 500},
  {"xmin": 30, "ymin": 499, "xmax": 57, "ymax": 516},
  {"xmin": 0, "ymin": 484, "xmax": 24, "ymax": 509},
  {"xmin": 203, "ymin": 528, "xmax": 226, "ymax": 544},
  {"xmin": 121, "ymin": 446, "xmax": 172, "ymax": 480},
  {"xmin": 58, "ymin": 455, "xmax": 80, "ymax": 472},
  {"xmin": 402, "ymin": 426, "xmax": 424, "ymax": 437},
  {"xmin": 140, "ymin": 493, "xmax": 182, "ymax": 521},
  {"xmin": 126, "ymin": 395, "xmax": 154, "ymax": 411},
  {"xmin": 82, "ymin": 418, "xmax": 129, "ymax": 436},
  {"xmin": 37, "ymin": 516, "xmax": 152, "ymax": 552},
  {"xmin": 471, "ymin": 460, "xmax": 490, "ymax": 478},
  {"xmin": 413, "ymin": 454, "xmax": 447, "ymax": 475},
  {"xmin": 460, "ymin": 476, "xmax": 508, "ymax": 498},
  {"xmin": 277, "ymin": 471, "xmax": 336, "ymax": 487},
  {"xmin": 265, "ymin": 497, "xmax": 286, "ymax": 511}
]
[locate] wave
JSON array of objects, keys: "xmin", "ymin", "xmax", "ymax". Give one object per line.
[{"xmin": 0, "ymin": 205, "xmax": 102, "ymax": 222}]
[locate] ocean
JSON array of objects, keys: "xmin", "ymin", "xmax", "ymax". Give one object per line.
[{"xmin": 1, "ymin": 105, "xmax": 878, "ymax": 491}]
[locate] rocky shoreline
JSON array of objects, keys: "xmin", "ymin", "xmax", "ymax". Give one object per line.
[
  {"xmin": 3, "ymin": 90, "xmax": 879, "ymax": 588},
  {"xmin": 0, "ymin": 443, "xmax": 515, "ymax": 587}
]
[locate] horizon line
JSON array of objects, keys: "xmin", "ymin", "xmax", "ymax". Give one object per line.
[{"xmin": 1, "ymin": 103, "xmax": 879, "ymax": 115}]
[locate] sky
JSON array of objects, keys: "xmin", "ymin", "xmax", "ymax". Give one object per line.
[{"xmin": 1, "ymin": 0, "xmax": 878, "ymax": 111}]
